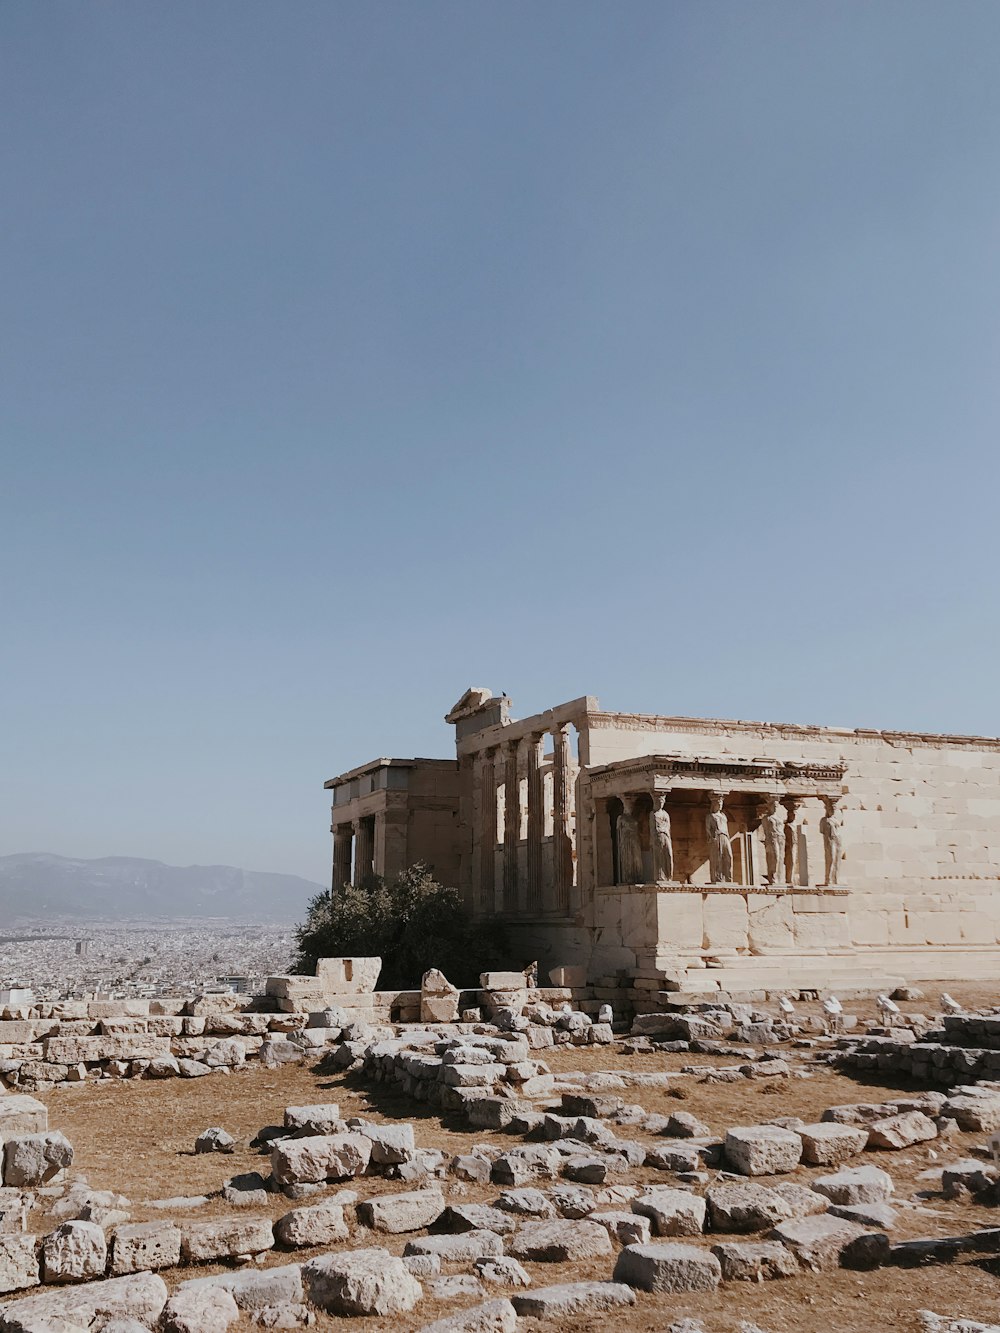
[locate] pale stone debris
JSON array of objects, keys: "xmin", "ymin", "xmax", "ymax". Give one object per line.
[{"xmin": 301, "ymin": 1248, "xmax": 422, "ymax": 1317}]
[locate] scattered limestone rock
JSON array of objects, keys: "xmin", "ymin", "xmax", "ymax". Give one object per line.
[
  {"xmin": 0, "ymin": 1271, "xmax": 168, "ymax": 1330},
  {"xmin": 724, "ymin": 1125, "xmax": 802, "ymax": 1176},
  {"xmin": 866, "ymin": 1112, "xmax": 937, "ymax": 1150},
  {"xmin": 797, "ymin": 1123, "xmax": 869, "ymax": 1166},
  {"xmin": 181, "ymin": 1217, "xmax": 275, "ymax": 1262},
  {"xmin": 770, "ymin": 1214, "xmax": 889, "ymax": 1270},
  {"xmin": 590, "ymin": 1209, "xmax": 651, "ymax": 1246},
  {"xmin": 160, "ymin": 1286, "xmax": 240, "ymax": 1332},
  {"xmin": 3, "ymin": 1133, "xmax": 73, "ymax": 1188},
  {"xmin": 176, "ymin": 1266, "xmax": 304, "ymax": 1311},
  {"xmin": 425, "ymin": 1274, "xmax": 484, "ymax": 1300},
  {"xmin": 251, "ymin": 1304, "xmax": 315, "ymax": 1328},
  {"xmin": 811, "ymin": 1166, "xmax": 894, "ymax": 1206},
  {"xmin": 0, "ymin": 1236, "xmax": 39, "ymax": 1295},
  {"xmin": 404, "ymin": 1231, "xmax": 504, "ymax": 1263},
  {"xmin": 711, "ymin": 1239, "xmax": 799, "ymax": 1281},
  {"xmin": 41, "ymin": 1221, "xmax": 106, "ymax": 1284},
  {"xmin": 508, "ymin": 1218, "xmax": 612, "ymax": 1263},
  {"xmin": 415, "ymin": 1298, "xmax": 517, "ymax": 1333},
  {"xmin": 356, "ymin": 1187, "xmax": 445, "ymax": 1234},
  {"xmin": 194, "ymin": 1127, "xmax": 235, "ymax": 1154},
  {"xmin": 271, "ymin": 1134, "xmax": 372, "ymax": 1187},
  {"xmin": 705, "ymin": 1182, "xmax": 792, "ymax": 1233},
  {"xmin": 274, "ymin": 1200, "xmax": 348, "ymax": 1248},
  {"xmin": 474, "ymin": 1256, "xmax": 531, "ymax": 1288},
  {"xmin": 613, "ymin": 1241, "xmax": 722, "ymax": 1293},
  {"xmin": 512, "ymin": 1281, "xmax": 637, "ymax": 1317},
  {"xmin": 302, "ymin": 1247, "xmax": 421, "ymax": 1317},
  {"xmin": 110, "ymin": 1222, "xmax": 181, "ymax": 1275},
  {"xmin": 632, "ymin": 1188, "xmax": 706, "ymax": 1237}
]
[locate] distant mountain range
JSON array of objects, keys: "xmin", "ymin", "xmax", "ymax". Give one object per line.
[{"xmin": 0, "ymin": 854, "xmax": 327, "ymax": 924}]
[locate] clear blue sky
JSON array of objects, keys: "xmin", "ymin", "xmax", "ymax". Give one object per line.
[{"xmin": 3, "ymin": 2, "xmax": 999, "ymax": 885}]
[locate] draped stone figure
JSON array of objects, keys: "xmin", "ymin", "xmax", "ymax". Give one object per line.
[
  {"xmin": 616, "ymin": 799, "xmax": 644, "ymax": 885},
  {"xmin": 759, "ymin": 795, "xmax": 787, "ymax": 885},
  {"xmin": 821, "ymin": 796, "xmax": 844, "ymax": 886},
  {"xmin": 706, "ymin": 794, "xmax": 733, "ymax": 883},
  {"xmin": 650, "ymin": 795, "xmax": 673, "ymax": 885}
]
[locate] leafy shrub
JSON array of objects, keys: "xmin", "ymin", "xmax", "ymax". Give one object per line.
[{"xmin": 293, "ymin": 862, "xmax": 508, "ymax": 989}]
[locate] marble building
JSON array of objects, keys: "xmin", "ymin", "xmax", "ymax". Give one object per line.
[{"xmin": 325, "ymin": 688, "xmax": 1000, "ymax": 993}]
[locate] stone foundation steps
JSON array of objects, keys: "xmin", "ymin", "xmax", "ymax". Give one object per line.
[{"xmin": 651, "ymin": 956, "xmax": 907, "ymax": 1004}]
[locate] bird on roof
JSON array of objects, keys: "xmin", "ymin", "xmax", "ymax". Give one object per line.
[
  {"xmin": 877, "ymin": 994, "xmax": 901, "ymax": 1019},
  {"xmin": 778, "ymin": 995, "xmax": 795, "ymax": 1016},
  {"xmin": 941, "ymin": 993, "xmax": 963, "ymax": 1015}
]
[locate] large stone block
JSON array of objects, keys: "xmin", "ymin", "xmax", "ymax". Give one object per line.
[
  {"xmin": 631, "ymin": 1188, "xmax": 706, "ymax": 1237},
  {"xmin": 274, "ymin": 1200, "xmax": 349, "ymax": 1248},
  {"xmin": 0, "ymin": 1099, "xmax": 46, "ymax": 1137},
  {"xmin": 43, "ymin": 1035, "xmax": 171, "ymax": 1063},
  {"xmin": 811, "ymin": 1166, "xmax": 894, "ymax": 1206},
  {"xmin": 866, "ymin": 1111, "xmax": 937, "ymax": 1150},
  {"xmin": 42, "ymin": 1222, "xmax": 108, "ymax": 1284},
  {"xmin": 181, "ymin": 1218, "xmax": 274, "ymax": 1262},
  {"xmin": 711, "ymin": 1240, "xmax": 799, "ymax": 1281},
  {"xmin": 613, "ymin": 1242, "xmax": 721, "ymax": 1293},
  {"xmin": 302, "ymin": 1248, "xmax": 421, "ymax": 1316},
  {"xmin": 357, "ymin": 1188, "xmax": 445, "ymax": 1234},
  {"xmin": 511, "ymin": 1282, "xmax": 636, "ymax": 1317},
  {"xmin": 705, "ymin": 1183, "xmax": 792, "ymax": 1233},
  {"xmin": 797, "ymin": 1123, "xmax": 869, "ymax": 1167},
  {"xmin": 315, "ymin": 958, "xmax": 382, "ymax": 995},
  {"xmin": 724, "ymin": 1125, "xmax": 802, "ymax": 1176},
  {"xmin": 271, "ymin": 1133, "xmax": 372, "ymax": 1186},
  {"xmin": 3, "ymin": 1132, "xmax": 73, "ymax": 1187},
  {"xmin": 0, "ymin": 1272, "xmax": 168, "ymax": 1330},
  {"xmin": 110, "ymin": 1223, "xmax": 181, "ymax": 1275},
  {"xmin": 0, "ymin": 1236, "xmax": 39, "ymax": 1295},
  {"xmin": 508, "ymin": 1220, "xmax": 612, "ymax": 1263}
]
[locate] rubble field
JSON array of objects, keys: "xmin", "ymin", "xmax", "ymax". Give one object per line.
[{"xmin": 4, "ymin": 981, "xmax": 1000, "ymax": 1332}]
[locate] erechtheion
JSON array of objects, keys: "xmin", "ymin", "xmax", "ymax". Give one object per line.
[{"xmin": 325, "ymin": 688, "xmax": 1000, "ymax": 996}]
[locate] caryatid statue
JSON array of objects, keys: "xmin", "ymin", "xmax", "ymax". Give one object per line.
[
  {"xmin": 616, "ymin": 797, "xmax": 644, "ymax": 885},
  {"xmin": 759, "ymin": 795, "xmax": 786, "ymax": 885},
  {"xmin": 821, "ymin": 796, "xmax": 845, "ymax": 885},
  {"xmin": 650, "ymin": 794, "xmax": 673, "ymax": 884},
  {"xmin": 706, "ymin": 793, "xmax": 734, "ymax": 883}
]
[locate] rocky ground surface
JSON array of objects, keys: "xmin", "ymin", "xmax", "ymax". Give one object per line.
[{"xmin": 2, "ymin": 983, "xmax": 1000, "ymax": 1331}]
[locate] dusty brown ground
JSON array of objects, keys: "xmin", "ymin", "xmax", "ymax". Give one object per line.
[{"xmin": 23, "ymin": 980, "xmax": 1000, "ymax": 1331}]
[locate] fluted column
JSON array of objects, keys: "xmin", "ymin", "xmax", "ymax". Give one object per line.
[
  {"xmin": 525, "ymin": 732, "xmax": 544, "ymax": 914},
  {"xmin": 332, "ymin": 824, "xmax": 353, "ymax": 894},
  {"xmin": 502, "ymin": 738, "xmax": 520, "ymax": 914},
  {"xmin": 479, "ymin": 747, "xmax": 498, "ymax": 914},
  {"xmin": 552, "ymin": 723, "xmax": 573, "ymax": 914},
  {"xmin": 353, "ymin": 817, "xmax": 374, "ymax": 887}
]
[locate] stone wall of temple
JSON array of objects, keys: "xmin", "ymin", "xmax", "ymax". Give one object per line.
[{"xmin": 581, "ymin": 711, "xmax": 1000, "ymax": 979}]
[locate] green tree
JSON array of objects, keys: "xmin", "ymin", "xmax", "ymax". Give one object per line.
[{"xmin": 293, "ymin": 862, "xmax": 508, "ymax": 989}]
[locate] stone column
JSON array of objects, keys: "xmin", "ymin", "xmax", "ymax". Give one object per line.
[
  {"xmin": 479, "ymin": 747, "xmax": 498, "ymax": 914},
  {"xmin": 821, "ymin": 796, "xmax": 844, "ymax": 886},
  {"xmin": 332, "ymin": 824, "xmax": 353, "ymax": 894},
  {"xmin": 706, "ymin": 793, "xmax": 734, "ymax": 883},
  {"xmin": 372, "ymin": 810, "xmax": 386, "ymax": 878},
  {"xmin": 525, "ymin": 732, "xmax": 544, "ymax": 914},
  {"xmin": 551, "ymin": 724, "xmax": 574, "ymax": 914},
  {"xmin": 502, "ymin": 738, "xmax": 520, "ymax": 914},
  {"xmin": 650, "ymin": 793, "xmax": 673, "ymax": 885},
  {"xmin": 784, "ymin": 798, "xmax": 806, "ymax": 886},
  {"xmin": 352, "ymin": 818, "xmax": 373, "ymax": 887}
]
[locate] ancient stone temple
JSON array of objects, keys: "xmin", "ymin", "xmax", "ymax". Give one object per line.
[{"xmin": 325, "ymin": 688, "xmax": 1000, "ymax": 994}]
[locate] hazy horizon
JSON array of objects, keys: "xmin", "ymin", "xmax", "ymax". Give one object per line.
[{"xmin": 3, "ymin": 2, "xmax": 999, "ymax": 883}]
